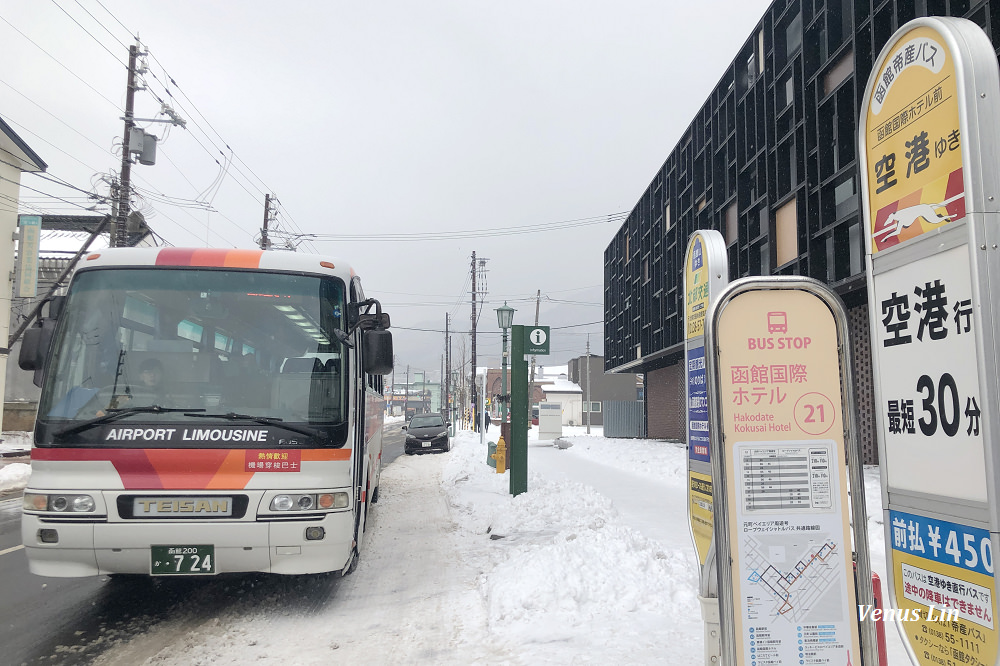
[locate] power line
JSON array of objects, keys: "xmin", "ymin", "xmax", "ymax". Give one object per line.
[
  {"xmin": 299, "ymin": 212, "xmax": 628, "ymax": 242},
  {"xmin": 72, "ymin": 0, "xmax": 130, "ymax": 51},
  {"xmin": 0, "ymin": 14, "xmax": 122, "ymax": 111},
  {"xmin": 0, "ymin": 83, "xmax": 113, "ymax": 157},
  {"xmin": 92, "ymin": 0, "xmax": 133, "ymax": 36},
  {"xmin": 49, "ymin": 0, "xmax": 127, "ymax": 68}
]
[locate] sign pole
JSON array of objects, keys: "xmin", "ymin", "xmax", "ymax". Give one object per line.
[
  {"xmin": 507, "ymin": 324, "xmax": 549, "ymax": 496},
  {"xmin": 683, "ymin": 229, "xmax": 729, "ymax": 665},
  {"xmin": 510, "ymin": 324, "xmax": 528, "ymax": 496}
]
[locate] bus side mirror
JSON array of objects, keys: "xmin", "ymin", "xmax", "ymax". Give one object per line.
[
  {"xmin": 362, "ymin": 329, "xmax": 393, "ymax": 375},
  {"xmin": 19, "ymin": 318, "xmax": 56, "ymax": 387}
]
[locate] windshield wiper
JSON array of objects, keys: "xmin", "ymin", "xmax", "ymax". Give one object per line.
[
  {"xmin": 183, "ymin": 412, "xmax": 327, "ymax": 441},
  {"xmin": 54, "ymin": 405, "xmax": 206, "ymax": 438}
]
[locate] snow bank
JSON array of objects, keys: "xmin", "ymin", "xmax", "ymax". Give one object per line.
[
  {"xmin": 0, "ymin": 462, "xmax": 30, "ymax": 493},
  {"xmin": 443, "ymin": 432, "xmax": 697, "ymax": 662}
]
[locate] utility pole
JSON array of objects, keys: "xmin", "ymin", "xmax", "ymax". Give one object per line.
[
  {"xmin": 445, "ymin": 314, "xmax": 450, "ymax": 423},
  {"xmin": 389, "ymin": 355, "xmax": 396, "ymax": 416},
  {"xmin": 405, "ymin": 365, "xmax": 410, "ymax": 417},
  {"xmin": 585, "ymin": 335, "xmax": 592, "ymax": 434},
  {"xmin": 113, "ymin": 41, "xmax": 140, "ymax": 247},
  {"xmin": 470, "ymin": 252, "xmax": 477, "ymax": 430},
  {"xmin": 260, "ymin": 194, "xmax": 273, "ymax": 250}
]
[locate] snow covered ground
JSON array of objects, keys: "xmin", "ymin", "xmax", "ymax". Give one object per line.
[
  {"xmin": 1, "ymin": 427, "xmax": 910, "ymax": 663},
  {"xmin": 0, "ymin": 431, "xmax": 32, "ymax": 494}
]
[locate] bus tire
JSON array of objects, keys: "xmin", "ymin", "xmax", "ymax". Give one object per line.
[
  {"xmin": 371, "ymin": 485, "xmax": 380, "ymax": 503},
  {"xmin": 342, "ymin": 549, "xmax": 360, "ymax": 576}
]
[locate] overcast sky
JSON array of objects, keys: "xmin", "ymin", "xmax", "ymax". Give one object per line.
[{"xmin": 1, "ymin": 1, "xmax": 772, "ymax": 380}]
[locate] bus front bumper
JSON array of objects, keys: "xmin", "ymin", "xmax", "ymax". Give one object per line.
[{"xmin": 21, "ymin": 512, "xmax": 356, "ymax": 577}]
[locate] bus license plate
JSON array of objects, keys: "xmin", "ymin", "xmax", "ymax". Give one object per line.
[{"xmin": 151, "ymin": 545, "xmax": 216, "ymax": 575}]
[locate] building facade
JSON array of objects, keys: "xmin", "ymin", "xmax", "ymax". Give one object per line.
[
  {"xmin": 604, "ymin": 0, "xmax": 1000, "ymax": 463},
  {"xmin": 566, "ymin": 355, "xmax": 642, "ymax": 426}
]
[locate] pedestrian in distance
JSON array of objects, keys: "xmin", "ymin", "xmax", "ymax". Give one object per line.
[{"xmin": 485, "ymin": 411, "xmax": 492, "ymax": 432}]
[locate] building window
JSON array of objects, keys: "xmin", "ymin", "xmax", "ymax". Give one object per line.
[
  {"xmin": 642, "ymin": 258, "xmax": 649, "ymax": 283},
  {"xmin": 776, "ymin": 198, "xmax": 798, "ymax": 266},
  {"xmin": 834, "ymin": 175, "xmax": 858, "ymax": 220},
  {"xmin": 849, "ymin": 222, "xmax": 863, "ymax": 276},
  {"xmin": 780, "ymin": 73, "xmax": 794, "ymax": 108},
  {"xmin": 824, "ymin": 50, "xmax": 854, "ymax": 96},
  {"xmin": 726, "ymin": 203, "xmax": 738, "ymax": 246},
  {"xmin": 786, "ymin": 13, "xmax": 802, "ymax": 59},
  {"xmin": 583, "ymin": 401, "xmax": 602, "ymax": 413},
  {"xmin": 697, "ymin": 195, "xmax": 707, "ymax": 212},
  {"xmin": 665, "ymin": 203, "xmax": 672, "ymax": 229},
  {"xmin": 757, "ymin": 29, "xmax": 765, "ymax": 73}
]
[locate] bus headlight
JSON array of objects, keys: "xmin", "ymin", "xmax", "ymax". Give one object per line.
[
  {"xmin": 23, "ymin": 493, "xmax": 96, "ymax": 513},
  {"xmin": 268, "ymin": 492, "xmax": 347, "ymax": 512},
  {"xmin": 270, "ymin": 494, "xmax": 319, "ymax": 511},
  {"xmin": 271, "ymin": 495, "xmax": 294, "ymax": 511}
]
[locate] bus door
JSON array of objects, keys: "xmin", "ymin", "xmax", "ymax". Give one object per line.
[{"xmin": 349, "ymin": 285, "xmax": 371, "ymax": 554}]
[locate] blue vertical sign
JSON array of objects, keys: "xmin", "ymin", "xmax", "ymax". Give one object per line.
[{"xmin": 688, "ymin": 343, "xmax": 710, "ymax": 462}]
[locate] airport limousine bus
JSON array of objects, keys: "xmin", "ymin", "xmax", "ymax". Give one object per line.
[{"xmin": 17, "ymin": 247, "xmax": 392, "ymax": 577}]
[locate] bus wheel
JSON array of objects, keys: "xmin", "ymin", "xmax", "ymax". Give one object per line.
[
  {"xmin": 342, "ymin": 549, "xmax": 360, "ymax": 576},
  {"xmin": 371, "ymin": 485, "xmax": 380, "ymax": 503}
]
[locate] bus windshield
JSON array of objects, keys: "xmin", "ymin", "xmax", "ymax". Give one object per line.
[{"xmin": 36, "ymin": 267, "xmax": 348, "ymax": 447}]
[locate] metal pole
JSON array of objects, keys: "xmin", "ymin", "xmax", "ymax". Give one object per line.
[
  {"xmin": 510, "ymin": 325, "xmax": 528, "ymax": 495},
  {"xmin": 501, "ymin": 327, "xmax": 509, "ymax": 425},
  {"xmin": 470, "ymin": 252, "xmax": 477, "ymax": 430},
  {"xmin": 585, "ymin": 335, "xmax": 591, "ymax": 434}
]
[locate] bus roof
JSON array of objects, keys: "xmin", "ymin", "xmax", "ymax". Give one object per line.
[{"xmin": 76, "ymin": 247, "xmax": 358, "ymax": 282}]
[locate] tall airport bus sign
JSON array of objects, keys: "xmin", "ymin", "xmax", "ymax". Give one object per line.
[
  {"xmin": 705, "ymin": 278, "xmax": 875, "ymax": 666},
  {"xmin": 859, "ymin": 18, "xmax": 1000, "ymax": 665},
  {"xmin": 683, "ymin": 230, "xmax": 728, "ymax": 665}
]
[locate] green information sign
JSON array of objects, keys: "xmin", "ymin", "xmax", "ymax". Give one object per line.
[{"xmin": 524, "ymin": 326, "xmax": 550, "ymax": 355}]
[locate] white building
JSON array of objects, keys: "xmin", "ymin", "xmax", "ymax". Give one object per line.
[{"xmin": 540, "ymin": 375, "xmax": 583, "ymax": 426}]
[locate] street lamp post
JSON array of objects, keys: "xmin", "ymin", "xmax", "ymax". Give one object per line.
[{"xmin": 496, "ymin": 302, "xmax": 515, "ymax": 425}]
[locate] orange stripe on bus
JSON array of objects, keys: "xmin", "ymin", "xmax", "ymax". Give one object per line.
[
  {"xmin": 301, "ymin": 449, "xmax": 352, "ymax": 461},
  {"xmin": 223, "ymin": 250, "xmax": 264, "ymax": 268},
  {"xmin": 206, "ymin": 450, "xmax": 255, "ymax": 490}
]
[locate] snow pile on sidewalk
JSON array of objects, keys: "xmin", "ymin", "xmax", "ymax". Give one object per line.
[
  {"xmin": 0, "ymin": 462, "xmax": 31, "ymax": 493},
  {"xmin": 0, "ymin": 431, "xmax": 32, "ymax": 495},
  {"xmin": 442, "ymin": 431, "xmax": 699, "ymax": 661}
]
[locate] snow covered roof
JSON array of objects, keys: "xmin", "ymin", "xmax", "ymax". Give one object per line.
[
  {"xmin": 534, "ymin": 364, "xmax": 568, "ymax": 381},
  {"xmin": 38, "ymin": 229, "xmax": 110, "ymax": 257},
  {"xmin": 541, "ymin": 377, "xmax": 582, "ymax": 394}
]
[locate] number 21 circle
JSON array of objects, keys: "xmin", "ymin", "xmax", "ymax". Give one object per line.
[{"xmin": 793, "ymin": 392, "xmax": 836, "ymax": 435}]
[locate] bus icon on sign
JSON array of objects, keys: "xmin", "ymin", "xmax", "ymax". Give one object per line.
[{"xmin": 767, "ymin": 312, "xmax": 788, "ymax": 334}]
